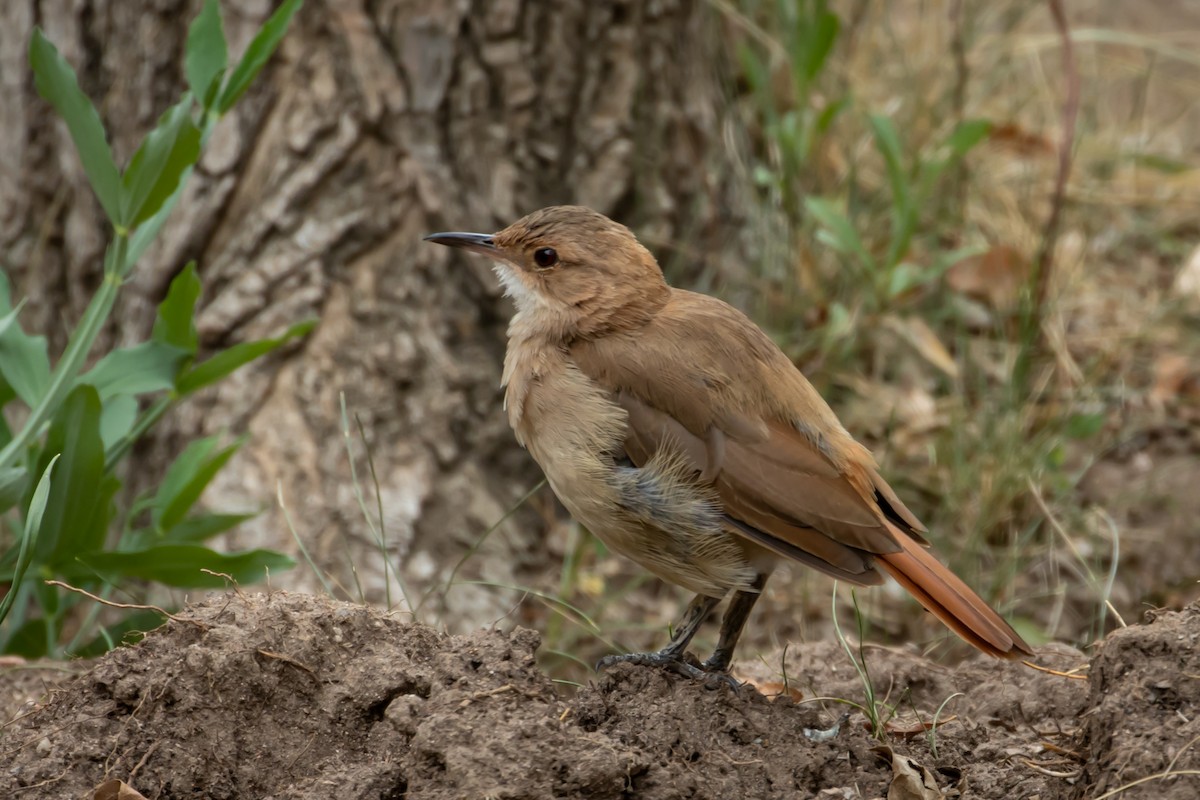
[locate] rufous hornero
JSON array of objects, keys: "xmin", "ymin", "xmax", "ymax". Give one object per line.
[{"xmin": 425, "ymin": 206, "xmax": 1031, "ymax": 685}]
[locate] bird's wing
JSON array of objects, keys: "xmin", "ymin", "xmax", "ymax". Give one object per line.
[
  {"xmin": 570, "ymin": 290, "xmax": 920, "ymax": 579},
  {"xmin": 571, "ymin": 290, "xmax": 1032, "ymax": 657}
]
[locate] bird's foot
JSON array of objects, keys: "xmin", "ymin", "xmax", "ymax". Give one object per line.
[{"xmin": 596, "ymin": 650, "xmax": 741, "ymax": 691}]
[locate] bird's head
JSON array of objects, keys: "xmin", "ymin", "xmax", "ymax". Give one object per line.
[{"xmin": 425, "ymin": 206, "xmax": 669, "ymax": 339}]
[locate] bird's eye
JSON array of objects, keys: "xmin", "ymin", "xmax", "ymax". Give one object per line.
[{"xmin": 533, "ymin": 247, "xmax": 559, "ymax": 268}]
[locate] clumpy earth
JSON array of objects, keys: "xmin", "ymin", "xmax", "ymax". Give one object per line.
[{"xmin": 1, "ymin": 593, "xmax": 1196, "ymax": 800}]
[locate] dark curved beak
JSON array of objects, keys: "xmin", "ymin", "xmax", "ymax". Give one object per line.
[{"xmin": 423, "ymin": 231, "xmax": 496, "ymax": 257}]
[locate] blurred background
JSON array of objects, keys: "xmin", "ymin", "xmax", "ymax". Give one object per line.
[{"xmin": 1, "ymin": 0, "xmax": 1197, "ymax": 679}]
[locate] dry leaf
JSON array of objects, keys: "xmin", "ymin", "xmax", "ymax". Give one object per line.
[
  {"xmin": 1150, "ymin": 353, "xmax": 1200, "ymax": 406},
  {"xmin": 93, "ymin": 780, "xmax": 150, "ymax": 800},
  {"xmin": 945, "ymin": 245, "xmax": 1030, "ymax": 311},
  {"xmin": 1174, "ymin": 243, "xmax": 1200, "ymax": 311},
  {"xmin": 882, "ymin": 315, "xmax": 959, "ymax": 378},
  {"xmin": 987, "ymin": 122, "xmax": 1054, "ymax": 156},
  {"xmin": 882, "ymin": 715, "xmax": 959, "ymax": 739},
  {"xmin": 873, "ymin": 745, "xmax": 946, "ymax": 800},
  {"xmin": 733, "ymin": 674, "xmax": 803, "ymax": 702},
  {"xmin": 841, "ymin": 376, "xmax": 943, "ymax": 462}
]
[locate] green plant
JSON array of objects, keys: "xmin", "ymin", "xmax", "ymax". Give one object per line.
[
  {"xmin": 805, "ymin": 114, "xmax": 992, "ymax": 313},
  {"xmin": 831, "ymin": 584, "xmax": 898, "ymax": 740},
  {"xmin": 928, "ymin": 691, "xmax": 963, "ymax": 759},
  {"xmin": 723, "ymin": 1, "xmax": 1093, "ymax": 655},
  {"xmin": 735, "ymin": 0, "xmax": 845, "ymax": 219},
  {"xmin": 0, "ymin": 0, "xmax": 309, "ymax": 658}
]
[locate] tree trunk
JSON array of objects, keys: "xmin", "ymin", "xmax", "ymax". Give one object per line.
[{"xmin": 0, "ymin": 0, "xmax": 748, "ymax": 627}]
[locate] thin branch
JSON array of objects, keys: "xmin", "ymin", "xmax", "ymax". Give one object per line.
[
  {"xmin": 42, "ymin": 580, "xmax": 198, "ymax": 626},
  {"xmin": 1033, "ymin": 0, "xmax": 1080, "ymax": 321}
]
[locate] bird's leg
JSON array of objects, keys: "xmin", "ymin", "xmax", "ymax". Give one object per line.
[
  {"xmin": 702, "ymin": 573, "xmax": 769, "ymax": 674},
  {"xmin": 596, "ymin": 591, "xmax": 722, "ymax": 680}
]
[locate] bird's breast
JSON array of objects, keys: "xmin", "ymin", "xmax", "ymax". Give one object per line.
[
  {"xmin": 508, "ymin": 352, "xmax": 630, "ymax": 527},
  {"xmin": 504, "ymin": 347, "xmax": 758, "ymax": 596}
]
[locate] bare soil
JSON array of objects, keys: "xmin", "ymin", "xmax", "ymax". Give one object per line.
[{"xmin": 1, "ymin": 592, "xmax": 1196, "ymax": 800}]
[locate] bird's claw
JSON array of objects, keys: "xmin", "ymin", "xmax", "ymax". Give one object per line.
[{"xmin": 596, "ymin": 650, "xmax": 742, "ymax": 691}]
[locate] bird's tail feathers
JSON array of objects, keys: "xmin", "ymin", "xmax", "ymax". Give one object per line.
[{"xmin": 876, "ymin": 527, "xmax": 1032, "ymax": 659}]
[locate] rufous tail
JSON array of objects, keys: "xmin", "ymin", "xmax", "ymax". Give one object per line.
[{"xmin": 876, "ymin": 525, "xmax": 1033, "ymax": 658}]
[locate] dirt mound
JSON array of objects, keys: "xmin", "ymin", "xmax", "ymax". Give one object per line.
[
  {"xmin": 1, "ymin": 592, "xmax": 1196, "ymax": 799},
  {"xmin": 1070, "ymin": 603, "xmax": 1200, "ymax": 800}
]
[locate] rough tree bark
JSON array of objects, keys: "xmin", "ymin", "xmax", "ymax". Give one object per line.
[{"xmin": 0, "ymin": 0, "xmax": 749, "ymax": 627}]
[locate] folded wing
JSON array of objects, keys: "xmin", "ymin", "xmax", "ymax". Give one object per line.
[{"xmin": 571, "ymin": 289, "xmax": 1031, "ymax": 657}]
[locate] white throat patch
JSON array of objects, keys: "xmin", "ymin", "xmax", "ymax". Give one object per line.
[{"xmin": 492, "ymin": 262, "xmax": 546, "ymax": 313}]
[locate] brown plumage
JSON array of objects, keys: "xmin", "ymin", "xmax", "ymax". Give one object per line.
[{"xmin": 425, "ymin": 206, "xmax": 1032, "ymax": 680}]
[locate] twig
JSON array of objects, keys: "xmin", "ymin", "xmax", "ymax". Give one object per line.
[
  {"xmin": 128, "ymin": 740, "xmax": 161, "ymax": 780},
  {"xmin": 257, "ymin": 650, "xmax": 317, "ymax": 677},
  {"xmin": 1041, "ymin": 741, "xmax": 1085, "ymax": 760},
  {"xmin": 1032, "ymin": 0, "xmax": 1080, "ymax": 324},
  {"xmin": 1021, "ymin": 758, "xmax": 1082, "ymax": 779},
  {"xmin": 42, "ymin": 581, "xmax": 198, "ymax": 626},
  {"xmin": 1092, "ymin": 770, "xmax": 1200, "ymax": 800},
  {"xmin": 948, "ymin": 0, "xmax": 970, "ymax": 219},
  {"xmin": 458, "ymin": 684, "xmax": 517, "ymax": 708},
  {"xmin": 200, "ymin": 569, "xmax": 243, "ymax": 598},
  {"xmin": 1022, "ymin": 660, "xmax": 1089, "ymax": 680},
  {"xmin": 1165, "ymin": 733, "xmax": 1200, "ymax": 777},
  {"xmin": 10, "ymin": 768, "xmax": 69, "ymax": 795}
]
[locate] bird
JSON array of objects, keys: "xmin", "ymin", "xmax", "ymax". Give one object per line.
[{"xmin": 424, "ymin": 205, "xmax": 1032, "ymax": 684}]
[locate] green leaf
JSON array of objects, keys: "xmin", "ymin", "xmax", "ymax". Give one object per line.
[
  {"xmin": 218, "ymin": 0, "xmax": 305, "ymax": 114},
  {"xmin": 75, "ymin": 544, "xmax": 294, "ymax": 588},
  {"xmin": 869, "ymin": 114, "xmax": 906, "ymax": 182},
  {"xmin": 1128, "ymin": 152, "xmax": 1191, "ymax": 175},
  {"xmin": 98, "ymin": 394, "xmax": 138, "ymax": 450},
  {"xmin": 805, "ymin": 197, "xmax": 873, "ymax": 272},
  {"xmin": 175, "ymin": 319, "xmax": 316, "ymax": 395},
  {"xmin": 126, "ymin": 173, "xmax": 189, "ymax": 270},
  {"xmin": 736, "ymin": 41, "xmax": 769, "ymax": 97},
  {"xmin": 0, "ymin": 455, "xmax": 57, "ymax": 627},
  {"xmin": 826, "ymin": 301, "xmax": 853, "ymax": 339},
  {"xmin": 120, "ymin": 98, "xmax": 202, "ymax": 228},
  {"xmin": 152, "ymin": 262, "xmax": 201, "ymax": 353},
  {"xmin": 152, "ymin": 435, "xmax": 243, "ymax": 531},
  {"xmin": 2, "ymin": 615, "xmax": 56, "ymax": 659},
  {"xmin": 0, "ymin": 298, "xmax": 26, "ymax": 338},
  {"xmin": 918, "ymin": 120, "xmax": 992, "ymax": 199},
  {"xmin": 1065, "ymin": 412, "xmax": 1106, "ymax": 440},
  {"xmin": 80, "ymin": 473, "xmax": 120, "ymax": 558},
  {"xmin": 815, "ymin": 96, "xmax": 848, "ymax": 137},
  {"xmin": 33, "ymin": 385, "xmax": 105, "ymax": 566},
  {"xmin": 887, "ymin": 262, "xmax": 925, "ymax": 299},
  {"xmin": 0, "ymin": 303, "xmax": 51, "ymax": 408},
  {"xmin": 1045, "ymin": 443, "xmax": 1066, "ymax": 469},
  {"xmin": 803, "ymin": 10, "xmax": 840, "ymax": 83},
  {"xmin": 163, "ymin": 512, "xmax": 257, "ymax": 543},
  {"xmin": 151, "ymin": 435, "xmax": 215, "ymax": 526},
  {"xmin": 0, "ymin": 239, "xmax": 123, "ymax": 475},
  {"xmin": 0, "ymin": 270, "xmax": 11, "ymax": 313},
  {"xmin": 0, "ymin": 381, "xmax": 13, "ymax": 448},
  {"xmin": 945, "ymin": 119, "xmax": 992, "ymax": 159},
  {"xmin": 77, "ymin": 341, "xmax": 191, "ymax": 401},
  {"xmin": 28, "ymin": 30, "xmax": 122, "ymax": 225},
  {"xmin": 868, "ymin": 114, "xmax": 917, "ymax": 269},
  {"xmin": 0, "ymin": 466, "xmax": 27, "ymax": 513},
  {"xmin": 186, "ymin": 0, "xmax": 228, "ymax": 109}
]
